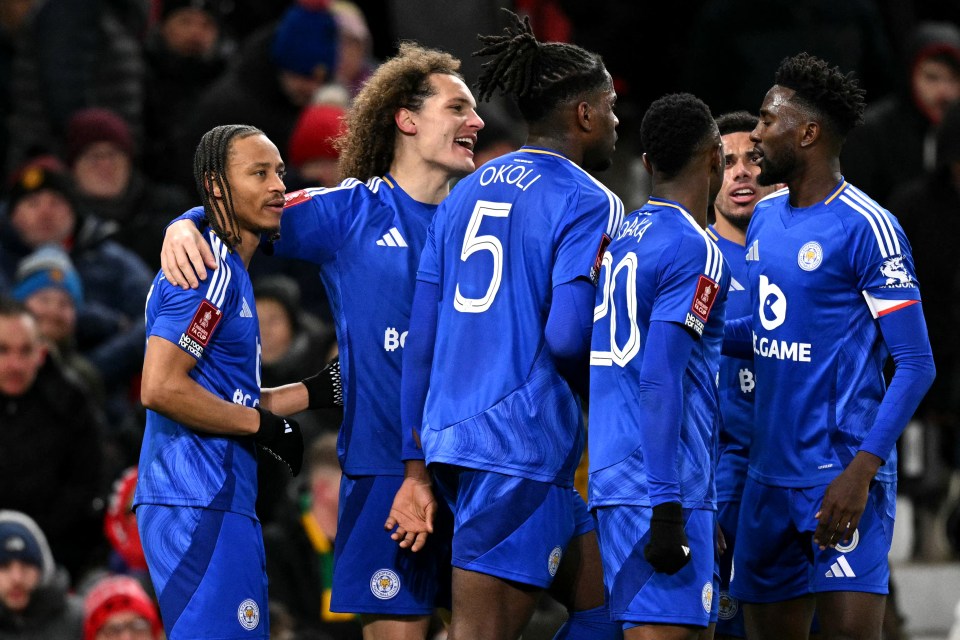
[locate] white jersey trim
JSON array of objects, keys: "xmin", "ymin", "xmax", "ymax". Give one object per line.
[
  {"xmin": 206, "ymin": 232, "xmax": 232, "ymax": 307},
  {"xmin": 839, "ymin": 186, "xmax": 900, "ymax": 258}
]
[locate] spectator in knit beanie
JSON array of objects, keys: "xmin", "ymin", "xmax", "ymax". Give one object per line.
[
  {"xmin": 271, "ymin": 4, "xmax": 340, "ymax": 107},
  {"xmin": 82, "ymin": 575, "xmax": 162, "ymax": 640},
  {"xmin": 66, "ymin": 107, "xmax": 136, "ymax": 201},
  {"xmin": 11, "ymin": 244, "xmax": 105, "ymax": 407},
  {"xmin": 0, "ymin": 509, "xmax": 83, "ymax": 639},
  {"xmin": 12, "ymin": 244, "xmax": 84, "ymax": 347},
  {"xmin": 65, "ymin": 106, "xmax": 192, "ymax": 270},
  {"xmin": 287, "ymin": 102, "xmax": 346, "ymax": 188}
]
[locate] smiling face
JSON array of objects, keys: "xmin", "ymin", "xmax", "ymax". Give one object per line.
[
  {"xmin": 405, "ymin": 73, "xmax": 484, "ymax": 179},
  {"xmin": 714, "ymin": 130, "xmax": 779, "ymax": 230},
  {"xmin": 751, "ymin": 85, "xmax": 803, "ymax": 187},
  {"xmin": 218, "ymin": 134, "xmax": 286, "ymax": 238}
]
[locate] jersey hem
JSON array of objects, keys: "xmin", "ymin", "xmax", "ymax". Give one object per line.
[{"xmin": 424, "ymin": 453, "xmax": 573, "ymax": 487}]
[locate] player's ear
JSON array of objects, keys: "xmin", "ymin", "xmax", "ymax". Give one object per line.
[
  {"xmin": 205, "ymin": 172, "xmax": 223, "ymax": 199},
  {"xmin": 395, "ymin": 108, "xmax": 416, "ymax": 135},
  {"xmin": 577, "ymin": 101, "xmax": 592, "ymax": 132},
  {"xmin": 641, "ymin": 152, "xmax": 653, "ymax": 176},
  {"xmin": 799, "ymin": 120, "xmax": 820, "ymax": 148}
]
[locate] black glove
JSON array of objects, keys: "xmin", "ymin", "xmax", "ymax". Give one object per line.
[
  {"xmin": 301, "ymin": 358, "xmax": 343, "ymax": 409},
  {"xmin": 644, "ymin": 502, "xmax": 691, "ymax": 575},
  {"xmin": 254, "ymin": 407, "xmax": 304, "ymax": 476}
]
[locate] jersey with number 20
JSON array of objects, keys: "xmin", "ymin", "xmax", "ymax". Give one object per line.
[
  {"xmin": 588, "ymin": 199, "xmax": 729, "ymax": 509},
  {"xmin": 417, "ymin": 147, "xmax": 624, "ymax": 486}
]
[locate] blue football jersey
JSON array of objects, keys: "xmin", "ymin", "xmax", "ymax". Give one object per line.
[
  {"xmin": 274, "ymin": 177, "xmax": 436, "ymax": 476},
  {"xmin": 588, "ymin": 199, "xmax": 729, "ymax": 509},
  {"xmin": 745, "ymin": 180, "xmax": 921, "ymax": 487},
  {"xmin": 417, "ymin": 147, "xmax": 624, "ymax": 486},
  {"xmin": 135, "ymin": 229, "xmax": 261, "ymax": 518},
  {"xmin": 707, "ymin": 226, "xmax": 755, "ymax": 501}
]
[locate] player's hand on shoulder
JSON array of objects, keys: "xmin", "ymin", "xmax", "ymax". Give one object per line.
[
  {"xmin": 253, "ymin": 407, "xmax": 304, "ymax": 476},
  {"xmin": 161, "ymin": 220, "xmax": 215, "ymax": 290},
  {"xmin": 644, "ymin": 502, "xmax": 692, "ymax": 575},
  {"xmin": 384, "ymin": 476, "xmax": 437, "ymax": 553}
]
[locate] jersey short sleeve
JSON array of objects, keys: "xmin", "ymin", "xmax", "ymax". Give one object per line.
[
  {"xmin": 649, "ymin": 229, "xmax": 725, "ymax": 338},
  {"xmin": 271, "ymin": 180, "xmax": 370, "ymax": 264},
  {"xmin": 149, "ymin": 232, "xmax": 234, "ymax": 360},
  {"xmin": 839, "ymin": 185, "xmax": 921, "ymax": 303},
  {"xmin": 552, "ymin": 186, "xmax": 617, "ymax": 288}
]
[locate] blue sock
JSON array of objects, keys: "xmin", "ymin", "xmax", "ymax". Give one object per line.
[{"xmin": 552, "ymin": 604, "xmax": 622, "ymax": 639}]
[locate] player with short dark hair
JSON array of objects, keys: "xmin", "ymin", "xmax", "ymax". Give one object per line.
[
  {"xmin": 399, "ymin": 11, "xmax": 623, "ymax": 639},
  {"xmin": 135, "ymin": 124, "xmax": 314, "ymax": 639},
  {"xmin": 728, "ymin": 52, "xmax": 936, "ymax": 640},
  {"xmin": 159, "ymin": 43, "xmax": 484, "ymax": 640},
  {"xmin": 588, "ymin": 92, "xmax": 727, "ymax": 640},
  {"xmin": 707, "ymin": 110, "xmax": 783, "ymax": 640}
]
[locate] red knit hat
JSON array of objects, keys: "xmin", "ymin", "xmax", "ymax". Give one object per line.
[
  {"xmin": 288, "ymin": 103, "xmax": 347, "ymax": 167},
  {"xmin": 82, "ymin": 576, "xmax": 162, "ymax": 640},
  {"xmin": 65, "ymin": 107, "xmax": 135, "ymax": 166}
]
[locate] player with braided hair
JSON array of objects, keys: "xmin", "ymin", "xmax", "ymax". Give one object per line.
[
  {"xmin": 725, "ymin": 52, "xmax": 935, "ymax": 640},
  {"xmin": 399, "ymin": 10, "xmax": 622, "ymax": 639},
  {"xmin": 159, "ymin": 43, "xmax": 484, "ymax": 639},
  {"xmin": 135, "ymin": 124, "xmax": 335, "ymax": 638}
]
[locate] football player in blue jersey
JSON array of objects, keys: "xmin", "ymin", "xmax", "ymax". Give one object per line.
[
  {"xmin": 588, "ymin": 93, "xmax": 728, "ymax": 640},
  {"xmin": 726, "ymin": 53, "xmax": 936, "ymax": 640},
  {"xmin": 159, "ymin": 44, "xmax": 484, "ymax": 640},
  {"xmin": 399, "ymin": 11, "xmax": 623, "ymax": 640},
  {"xmin": 707, "ymin": 111, "xmax": 782, "ymax": 640},
  {"xmin": 136, "ymin": 124, "xmax": 312, "ymax": 639}
]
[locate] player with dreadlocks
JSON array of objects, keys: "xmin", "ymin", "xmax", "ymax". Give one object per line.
[
  {"xmin": 136, "ymin": 124, "xmax": 315, "ymax": 638},
  {"xmin": 159, "ymin": 44, "xmax": 484, "ymax": 639},
  {"xmin": 725, "ymin": 52, "xmax": 935, "ymax": 640},
  {"xmin": 398, "ymin": 10, "xmax": 623, "ymax": 639}
]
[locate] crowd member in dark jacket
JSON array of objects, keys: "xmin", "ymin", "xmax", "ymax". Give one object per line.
[
  {"xmin": 66, "ymin": 107, "xmax": 193, "ymax": 272},
  {"xmin": 0, "ymin": 510, "xmax": 84, "ymax": 640},
  {"xmin": 180, "ymin": 2, "xmax": 339, "ymax": 169},
  {"xmin": 0, "ymin": 160, "xmax": 152, "ymax": 424},
  {"xmin": 842, "ymin": 21, "xmax": 960, "ymax": 206},
  {"xmin": 0, "ymin": 301, "xmax": 107, "ymax": 586},
  {"xmin": 141, "ymin": 0, "xmax": 230, "ymax": 190}
]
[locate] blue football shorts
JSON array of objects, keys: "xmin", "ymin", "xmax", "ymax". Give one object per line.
[
  {"xmin": 431, "ymin": 464, "xmax": 580, "ymax": 588},
  {"xmin": 594, "ymin": 505, "xmax": 716, "ymax": 628},
  {"xmin": 731, "ymin": 477, "xmax": 895, "ymax": 603},
  {"xmin": 330, "ymin": 473, "xmax": 452, "ymax": 615},
  {"xmin": 137, "ymin": 504, "xmax": 269, "ymax": 639}
]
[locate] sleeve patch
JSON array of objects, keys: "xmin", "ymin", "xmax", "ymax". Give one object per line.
[
  {"xmin": 878, "ymin": 255, "xmax": 916, "ymax": 290},
  {"xmin": 186, "ymin": 300, "xmax": 222, "ymax": 347},
  {"xmin": 283, "ymin": 189, "xmax": 315, "ymax": 208},
  {"xmin": 691, "ymin": 275, "xmax": 719, "ymax": 321},
  {"xmin": 589, "ymin": 234, "xmax": 612, "ymax": 285}
]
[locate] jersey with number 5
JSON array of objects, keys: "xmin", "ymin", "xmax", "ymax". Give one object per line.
[
  {"xmin": 416, "ymin": 147, "xmax": 624, "ymax": 485},
  {"xmin": 588, "ymin": 199, "xmax": 729, "ymax": 509}
]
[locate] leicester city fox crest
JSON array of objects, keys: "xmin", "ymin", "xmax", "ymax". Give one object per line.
[{"xmin": 370, "ymin": 568, "xmax": 401, "ymax": 599}]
